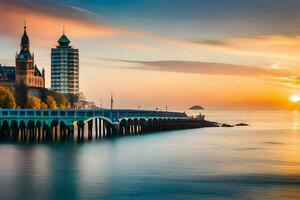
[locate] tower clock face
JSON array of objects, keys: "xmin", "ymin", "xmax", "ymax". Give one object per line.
[{"xmin": 19, "ymin": 54, "xmax": 24, "ymax": 59}]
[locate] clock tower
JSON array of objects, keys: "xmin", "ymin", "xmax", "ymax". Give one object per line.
[
  {"xmin": 15, "ymin": 26, "xmax": 45, "ymax": 88},
  {"xmin": 15, "ymin": 26, "xmax": 34, "ymax": 85}
]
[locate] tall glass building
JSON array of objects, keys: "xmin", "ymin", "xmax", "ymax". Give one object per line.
[{"xmin": 51, "ymin": 33, "xmax": 79, "ymax": 95}]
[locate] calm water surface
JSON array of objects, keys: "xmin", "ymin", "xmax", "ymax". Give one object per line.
[{"xmin": 1, "ymin": 110, "xmax": 300, "ymax": 199}]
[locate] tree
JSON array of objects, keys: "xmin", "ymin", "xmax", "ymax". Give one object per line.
[
  {"xmin": 53, "ymin": 92, "xmax": 68, "ymax": 109},
  {"xmin": 45, "ymin": 96, "xmax": 57, "ymax": 109},
  {"xmin": 27, "ymin": 97, "xmax": 41, "ymax": 109},
  {"xmin": 41, "ymin": 89, "xmax": 68, "ymax": 109},
  {"xmin": 40, "ymin": 102, "xmax": 48, "ymax": 109},
  {"xmin": 0, "ymin": 86, "xmax": 16, "ymax": 108}
]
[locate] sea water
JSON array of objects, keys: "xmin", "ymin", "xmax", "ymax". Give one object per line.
[{"xmin": 1, "ymin": 110, "xmax": 300, "ymax": 199}]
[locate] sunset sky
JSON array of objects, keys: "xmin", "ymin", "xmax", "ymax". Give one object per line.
[{"xmin": 1, "ymin": 0, "xmax": 300, "ymax": 110}]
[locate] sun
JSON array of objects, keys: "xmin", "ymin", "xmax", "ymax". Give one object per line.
[{"xmin": 290, "ymin": 95, "xmax": 300, "ymax": 103}]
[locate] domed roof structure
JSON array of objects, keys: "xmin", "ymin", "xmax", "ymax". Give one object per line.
[{"xmin": 58, "ymin": 34, "xmax": 70, "ymax": 46}]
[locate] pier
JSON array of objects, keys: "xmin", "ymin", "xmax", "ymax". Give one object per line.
[{"xmin": 0, "ymin": 109, "xmax": 217, "ymax": 143}]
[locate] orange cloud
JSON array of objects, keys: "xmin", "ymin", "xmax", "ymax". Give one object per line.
[
  {"xmin": 106, "ymin": 59, "xmax": 294, "ymax": 78},
  {"xmin": 192, "ymin": 35, "xmax": 300, "ymax": 66},
  {"xmin": 0, "ymin": 0, "xmax": 120, "ymax": 46}
]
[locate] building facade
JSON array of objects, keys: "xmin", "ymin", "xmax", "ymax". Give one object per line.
[
  {"xmin": 0, "ymin": 26, "xmax": 45, "ymax": 90},
  {"xmin": 51, "ymin": 33, "xmax": 79, "ymax": 95},
  {"xmin": 15, "ymin": 26, "xmax": 45, "ymax": 88}
]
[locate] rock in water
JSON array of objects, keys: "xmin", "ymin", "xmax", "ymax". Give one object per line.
[
  {"xmin": 189, "ymin": 105, "xmax": 204, "ymax": 110},
  {"xmin": 235, "ymin": 123, "xmax": 249, "ymax": 126},
  {"xmin": 221, "ymin": 123, "xmax": 234, "ymax": 127}
]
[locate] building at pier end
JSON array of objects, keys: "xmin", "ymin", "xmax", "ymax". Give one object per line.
[{"xmin": 51, "ymin": 33, "xmax": 79, "ymax": 96}]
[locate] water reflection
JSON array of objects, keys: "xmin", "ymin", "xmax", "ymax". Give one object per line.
[
  {"xmin": 1, "ymin": 111, "xmax": 300, "ymax": 199},
  {"xmin": 292, "ymin": 110, "xmax": 300, "ymax": 129}
]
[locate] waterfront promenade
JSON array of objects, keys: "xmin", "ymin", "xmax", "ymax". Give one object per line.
[{"xmin": 0, "ymin": 109, "xmax": 217, "ymax": 143}]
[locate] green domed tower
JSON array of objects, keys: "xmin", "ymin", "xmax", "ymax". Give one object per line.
[{"xmin": 51, "ymin": 31, "xmax": 79, "ymax": 95}]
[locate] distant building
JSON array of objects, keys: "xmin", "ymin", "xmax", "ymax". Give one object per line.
[
  {"xmin": 51, "ymin": 33, "xmax": 79, "ymax": 95},
  {"xmin": 0, "ymin": 65, "xmax": 15, "ymax": 89},
  {"xmin": 77, "ymin": 92, "xmax": 97, "ymax": 109},
  {"xmin": 0, "ymin": 26, "xmax": 45, "ymax": 90},
  {"xmin": 0, "ymin": 65, "xmax": 15, "ymax": 82}
]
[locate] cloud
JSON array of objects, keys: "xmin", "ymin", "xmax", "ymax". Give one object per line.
[
  {"xmin": 121, "ymin": 41, "xmax": 155, "ymax": 52},
  {"xmin": 193, "ymin": 39, "xmax": 227, "ymax": 47},
  {"xmin": 232, "ymin": 147, "xmax": 265, "ymax": 151},
  {"xmin": 0, "ymin": 0, "xmax": 180, "ymax": 51},
  {"xmin": 192, "ymin": 35, "xmax": 300, "ymax": 64},
  {"xmin": 272, "ymin": 76, "xmax": 300, "ymax": 89},
  {"xmin": 0, "ymin": 0, "xmax": 120, "ymax": 46},
  {"xmin": 107, "ymin": 59, "xmax": 294, "ymax": 78},
  {"xmin": 261, "ymin": 141, "xmax": 285, "ymax": 145},
  {"xmin": 2, "ymin": 0, "xmax": 300, "ymax": 75},
  {"xmin": 1, "ymin": 0, "xmax": 96, "ymax": 21},
  {"xmin": 3, "ymin": 0, "xmax": 300, "ymax": 62}
]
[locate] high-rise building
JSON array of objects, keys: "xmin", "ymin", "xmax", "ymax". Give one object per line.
[
  {"xmin": 15, "ymin": 26, "xmax": 45, "ymax": 88},
  {"xmin": 51, "ymin": 33, "xmax": 79, "ymax": 95}
]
